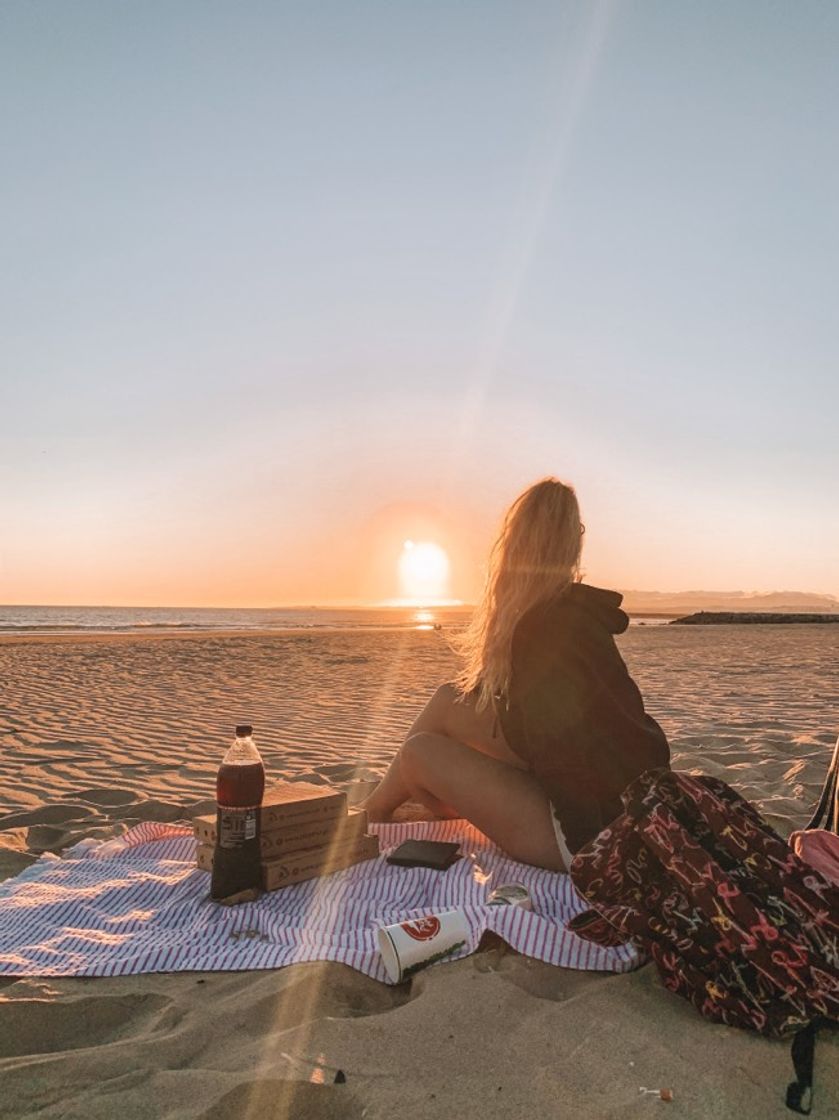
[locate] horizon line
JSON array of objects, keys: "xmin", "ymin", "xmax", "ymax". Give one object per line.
[{"xmin": 2, "ymin": 587, "xmax": 838, "ymax": 612}]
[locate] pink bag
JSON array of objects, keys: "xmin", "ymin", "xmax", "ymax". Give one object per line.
[{"xmin": 789, "ymin": 830, "xmax": 839, "ymax": 887}]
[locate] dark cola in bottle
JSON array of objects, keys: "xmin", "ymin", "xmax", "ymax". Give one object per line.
[{"xmin": 210, "ymin": 724, "xmax": 265, "ymax": 901}]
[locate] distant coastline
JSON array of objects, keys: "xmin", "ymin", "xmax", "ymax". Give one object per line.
[{"xmin": 671, "ymin": 611, "xmax": 839, "ymax": 625}]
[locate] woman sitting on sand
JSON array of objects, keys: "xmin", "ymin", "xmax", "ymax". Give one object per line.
[{"xmin": 360, "ymin": 477, "xmax": 670, "ymax": 871}]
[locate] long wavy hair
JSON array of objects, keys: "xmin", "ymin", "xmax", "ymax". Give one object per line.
[{"xmin": 453, "ymin": 477, "xmax": 583, "ymax": 711}]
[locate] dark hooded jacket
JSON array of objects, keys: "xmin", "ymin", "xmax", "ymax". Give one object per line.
[{"xmin": 497, "ymin": 582, "xmax": 670, "ymax": 855}]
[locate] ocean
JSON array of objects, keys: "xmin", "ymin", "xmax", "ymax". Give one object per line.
[
  {"xmin": 0, "ymin": 604, "xmax": 473, "ymax": 635},
  {"xmin": 0, "ymin": 604, "xmax": 672, "ymax": 635}
]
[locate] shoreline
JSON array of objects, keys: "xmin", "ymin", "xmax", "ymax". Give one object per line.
[
  {"xmin": 0, "ymin": 626, "xmax": 444, "ymax": 646},
  {"xmin": 2, "ymin": 615, "xmax": 832, "ymax": 645},
  {"xmin": 0, "ymin": 614, "xmax": 716, "ymax": 645}
]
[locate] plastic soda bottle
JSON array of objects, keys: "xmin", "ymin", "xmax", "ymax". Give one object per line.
[{"xmin": 210, "ymin": 724, "xmax": 266, "ymax": 901}]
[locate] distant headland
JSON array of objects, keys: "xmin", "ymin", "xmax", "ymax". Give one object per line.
[
  {"xmin": 671, "ymin": 611, "xmax": 839, "ymax": 625},
  {"xmin": 622, "ymin": 589, "xmax": 839, "ymax": 617}
]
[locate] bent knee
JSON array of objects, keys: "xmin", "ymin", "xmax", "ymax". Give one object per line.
[
  {"xmin": 413, "ymin": 683, "xmax": 461, "ymax": 737},
  {"xmin": 400, "ymin": 731, "xmax": 433, "ymax": 773},
  {"xmin": 430, "ymin": 682, "xmax": 459, "ymax": 712},
  {"xmin": 400, "ymin": 731, "xmax": 448, "ymax": 786}
]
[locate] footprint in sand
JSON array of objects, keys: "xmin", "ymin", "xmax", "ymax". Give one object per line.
[
  {"xmin": 0, "ymin": 803, "xmax": 94, "ymax": 829},
  {"xmin": 0, "ymin": 991, "xmax": 178, "ymax": 1059},
  {"xmin": 25, "ymin": 822, "xmax": 118, "ymax": 854},
  {"xmin": 213, "ymin": 967, "xmax": 414, "ymax": 1041},
  {"xmin": 0, "ymin": 848, "xmax": 39, "ymax": 881},
  {"xmin": 109, "ymin": 799, "xmax": 186, "ymax": 823},
  {"xmin": 67, "ymin": 788, "xmax": 140, "ymax": 807}
]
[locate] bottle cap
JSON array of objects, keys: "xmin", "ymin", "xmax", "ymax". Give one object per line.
[{"xmin": 235, "ymin": 724, "xmax": 253, "ymax": 737}]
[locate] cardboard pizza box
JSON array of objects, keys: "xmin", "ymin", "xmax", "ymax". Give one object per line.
[
  {"xmin": 196, "ymin": 832, "xmax": 380, "ymax": 890},
  {"xmin": 192, "ymin": 780, "xmax": 347, "ymax": 838},
  {"xmin": 194, "ymin": 805, "xmax": 368, "ymax": 856}
]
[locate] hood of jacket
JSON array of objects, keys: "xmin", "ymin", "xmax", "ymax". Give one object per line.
[{"xmin": 551, "ymin": 582, "xmax": 630, "ymax": 636}]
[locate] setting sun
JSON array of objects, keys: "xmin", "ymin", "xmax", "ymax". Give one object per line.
[{"xmin": 398, "ymin": 540, "xmax": 451, "ymax": 602}]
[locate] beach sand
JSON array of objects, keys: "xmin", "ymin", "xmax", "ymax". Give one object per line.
[{"xmin": 1, "ymin": 624, "xmax": 837, "ymax": 1118}]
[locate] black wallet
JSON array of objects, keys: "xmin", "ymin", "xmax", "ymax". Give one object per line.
[{"xmin": 386, "ymin": 839, "xmax": 460, "ymax": 870}]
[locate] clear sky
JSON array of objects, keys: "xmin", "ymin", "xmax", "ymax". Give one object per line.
[{"xmin": 2, "ymin": 1, "xmax": 837, "ymax": 606}]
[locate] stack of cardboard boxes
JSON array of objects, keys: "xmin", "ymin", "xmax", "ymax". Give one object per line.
[{"xmin": 194, "ymin": 781, "xmax": 379, "ymax": 890}]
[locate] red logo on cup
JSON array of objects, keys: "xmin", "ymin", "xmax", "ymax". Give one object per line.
[{"xmin": 400, "ymin": 916, "xmax": 441, "ymax": 941}]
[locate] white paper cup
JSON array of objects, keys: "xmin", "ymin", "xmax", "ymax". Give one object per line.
[{"xmin": 377, "ymin": 909, "xmax": 470, "ymax": 982}]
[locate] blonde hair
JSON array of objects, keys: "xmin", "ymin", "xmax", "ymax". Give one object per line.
[{"xmin": 453, "ymin": 477, "xmax": 583, "ymax": 711}]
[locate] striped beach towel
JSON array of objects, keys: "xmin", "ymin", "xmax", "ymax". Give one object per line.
[{"xmin": 0, "ymin": 819, "xmax": 643, "ymax": 981}]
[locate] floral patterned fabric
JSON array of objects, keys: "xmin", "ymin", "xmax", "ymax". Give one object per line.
[{"xmin": 568, "ymin": 768, "xmax": 839, "ymax": 1037}]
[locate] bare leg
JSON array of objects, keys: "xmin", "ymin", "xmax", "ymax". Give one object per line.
[
  {"xmin": 359, "ymin": 685, "xmax": 565, "ymax": 870},
  {"xmin": 399, "ymin": 732, "xmax": 566, "ymax": 871},
  {"xmin": 360, "ymin": 683, "xmax": 526, "ymax": 822}
]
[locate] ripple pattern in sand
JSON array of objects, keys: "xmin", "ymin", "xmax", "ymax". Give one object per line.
[
  {"xmin": 0, "ymin": 631, "xmax": 458, "ymax": 831},
  {"xmin": 1, "ymin": 624, "xmax": 837, "ymax": 850},
  {"xmin": 619, "ymin": 623, "xmax": 839, "ymax": 834}
]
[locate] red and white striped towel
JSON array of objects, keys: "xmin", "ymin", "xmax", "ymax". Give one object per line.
[{"xmin": 0, "ymin": 819, "xmax": 643, "ymax": 981}]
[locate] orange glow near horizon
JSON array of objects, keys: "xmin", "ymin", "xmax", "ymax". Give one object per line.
[{"xmin": 0, "ymin": 496, "xmax": 482, "ymax": 609}]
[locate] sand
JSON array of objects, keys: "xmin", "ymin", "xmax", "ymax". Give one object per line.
[{"xmin": 1, "ymin": 624, "xmax": 837, "ymax": 1119}]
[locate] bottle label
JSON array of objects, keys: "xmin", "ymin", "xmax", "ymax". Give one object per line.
[{"xmin": 217, "ymin": 807, "xmax": 258, "ymax": 849}]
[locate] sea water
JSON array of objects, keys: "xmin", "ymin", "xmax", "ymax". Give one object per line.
[{"xmin": 0, "ymin": 604, "xmax": 671, "ymax": 635}]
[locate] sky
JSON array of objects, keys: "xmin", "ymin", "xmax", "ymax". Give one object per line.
[{"xmin": 2, "ymin": 1, "xmax": 837, "ymax": 606}]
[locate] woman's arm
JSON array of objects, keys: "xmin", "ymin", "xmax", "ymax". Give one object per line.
[{"xmin": 505, "ymin": 608, "xmax": 609, "ymax": 853}]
